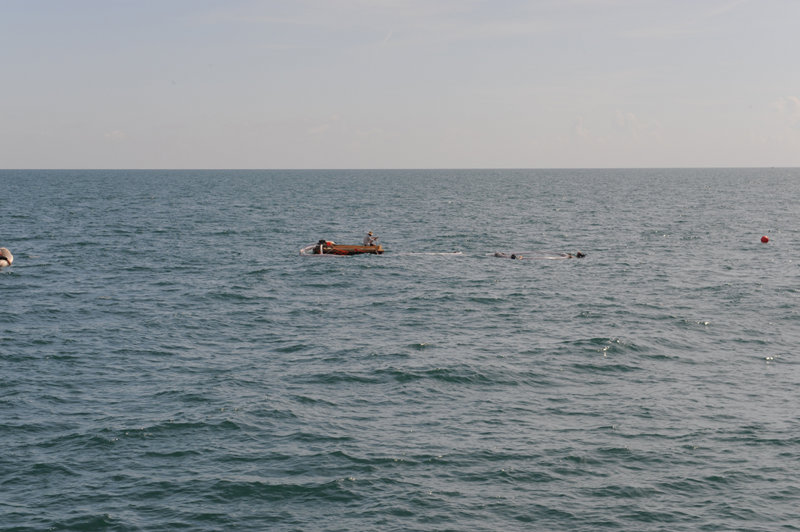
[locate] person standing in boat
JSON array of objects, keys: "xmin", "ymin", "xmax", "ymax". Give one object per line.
[{"xmin": 363, "ymin": 231, "xmax": 378, "ymax": 247}]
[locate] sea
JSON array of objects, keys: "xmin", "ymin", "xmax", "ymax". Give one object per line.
[{"xmin": 1, "ymin": 168, "xmax": 799, "ymax": 531}]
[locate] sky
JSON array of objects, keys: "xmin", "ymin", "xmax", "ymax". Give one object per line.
[{"xmin": 1, "ymin": 0, "xmax": 799, "ymax": 169}]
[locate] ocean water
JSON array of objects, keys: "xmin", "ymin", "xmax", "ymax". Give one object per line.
[{"xmin": 1, "ymin": 168, "xmax": 799, "ymax": 531}]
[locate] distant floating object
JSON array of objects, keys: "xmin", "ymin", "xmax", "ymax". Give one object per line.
[
  {"xmin": 761, "ymin": 235, "xmax": 769, "ymax": 243},
  {"xmin": 493, "ymin": 251, "xmax": 586, "ymax": 260},
  {"xmin": 0, "ymin": 247, "xmax": 12, "ymax": 267}
]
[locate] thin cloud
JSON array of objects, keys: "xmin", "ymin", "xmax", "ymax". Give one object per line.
[
  {"xmin": 104, "ymin": 130, "xmax": 127, "ymax": 142},
  {"xmin": 615, "ymin": 110, "xmax": 661, "ymax": 140},
  {"xmin": 622, "ymin": 0, "xmax": 751, "ymax": 39},
  {"xmin": 773, "ymin": 96, "xmax": 800, "ymax": 124},
  {"xmin": 308, "ymin": 114, "xmax": 342, "ymax": 135},
  {"xmin": 193, "ymin": 1, "xmax": 558, "ymax": 49},
  {"xmin": 573, "ymin": 117, "xmax": 590, "ymax": 139}
]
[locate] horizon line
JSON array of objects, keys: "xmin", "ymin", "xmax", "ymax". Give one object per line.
[{"xmin": 1, "ymin": 166, "xmax": 798, "ymax": 172}]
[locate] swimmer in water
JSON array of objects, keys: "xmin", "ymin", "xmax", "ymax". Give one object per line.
[{"xmin": 495, "ymin": 251, "xmax": 584, "ymax": 259}]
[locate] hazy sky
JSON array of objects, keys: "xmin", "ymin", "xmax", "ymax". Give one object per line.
[{"xmin": 2, "ymin": 0, "xmax": 799, "ymax": 169}]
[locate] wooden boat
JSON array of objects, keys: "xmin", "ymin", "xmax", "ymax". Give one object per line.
[{"xmin": 300, "ymin": 240, "xmax": 384, "ymax": 255}]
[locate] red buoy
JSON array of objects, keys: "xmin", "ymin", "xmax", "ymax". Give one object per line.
[{"xmin": 761, "ymin": 235, "xmax": 769, "ymax": 243}]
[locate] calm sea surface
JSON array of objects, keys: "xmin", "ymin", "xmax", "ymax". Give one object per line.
[{"xmin": 1, "ymin": 169, "xmax": 799, "ymax": 531}]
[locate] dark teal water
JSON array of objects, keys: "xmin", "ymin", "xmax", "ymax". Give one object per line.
[{"xmin": 2, "ymin": 169, "xmax": 799, "ymax": 531}]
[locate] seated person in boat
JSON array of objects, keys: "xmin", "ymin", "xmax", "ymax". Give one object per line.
[
  {"xmin": 363, "ymin": 231, "xmax": 378, "ymax": 247},
  {"xmin": 315, "ymin": 239, "xmax": 330, "ymax": 253}
]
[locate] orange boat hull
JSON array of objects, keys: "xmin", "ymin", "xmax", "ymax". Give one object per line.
[{"xmin": 318, "ymin": 244, "xmax": 384, "ymax": 255}]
